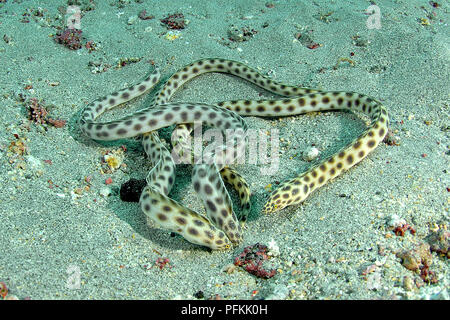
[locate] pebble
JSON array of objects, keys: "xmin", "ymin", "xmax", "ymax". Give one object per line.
[
  {"xmin": 165, "ymin": 31, "xmax": 181, "ymax": 41},
  {"xmin": 365, "ymin": 272, "xmax": 382, "ymax": 290},
  {"xmin": 127, "ymin": 15, "xmax": 138, "ymax": 25},
  {"xmin": 227, "ymin": 25, "xmax": 245, "ymax": 42},
  {"xmin": 222, "ymin": 263, "xmax": 236, "ymax": 274},
  {"xmin": 99, "ymin": 187, "xmax": 112, "ymax": 197},
  {"xmin": 403, "ymin": 276, "xmax": 414, "ymax": 291},
  {"xmin": 426, "ymin": 229, "xmax": 449, "ymax": 257},
  {"xmin": 302, "ymin": 146, "xmax": 319, "ymax": 161},
  {"xmin": 25, "ymin": 155, "xmax": 44, "ymax": 176},
  {"xmin": 396, "ymin": 243, "xmax": 432, "ymax": 271},
  {"xmin": 267, "ymin": 239, "xmax": 280, "ymax": 256},
  {"xmin": 385, "ymin": 213, "xmax": 406, "ymax": 229}
]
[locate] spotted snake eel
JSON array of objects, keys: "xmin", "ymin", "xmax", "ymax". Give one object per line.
[{"xmin": 79, "ymin": 58, "xmax": 389, "ymax": 250}]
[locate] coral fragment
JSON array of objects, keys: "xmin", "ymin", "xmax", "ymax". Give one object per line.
[
  {"xmin": 54, "ymin": 28, "xmax": 83, "ymax": 50},
  {"xmin": 234, "ymin": 243, "xmax": 276, "ymax": 279}
]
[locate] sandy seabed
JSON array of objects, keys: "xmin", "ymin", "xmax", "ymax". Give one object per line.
[{"xmin": 0, "ymin": 0, "xmax": 448, "ymax": 300}]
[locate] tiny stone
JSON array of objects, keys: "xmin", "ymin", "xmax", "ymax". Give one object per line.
[
  {"xmin": 403, "ymin": 276, "xmax": 414, "ymax": 291},
  {"xmin": 425, "ymin": 229, "xmax": 449, "ymax": 257},
  {"xmin": 99, "ymin": 187, "xmax": 112, "ymax": 197},
  {"xmin": 302, "ymin": 146, "xmax": 319, "ymax": 161},
  {"xmin": 222, "ymin": 263, "xmax": 236, "ymax": 274},
  {"xmin": 385, "ymin": 214, "xmax": 406, "ymax": 229},
  {"xmin": 25, "ymin": 155, "xmax": 44, "ymax": 172},
  {"xmin": 128, "ymin": 15, "xmax": 139, "ymax": 25},
  {"xmin": 267, "ymin": 239, "xmax": 280, "ymax": 256}
]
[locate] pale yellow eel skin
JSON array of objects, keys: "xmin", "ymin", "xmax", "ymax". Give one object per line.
[{"xmin": 79, "ymin": 58, "xmax": 388, "ymax": 250}]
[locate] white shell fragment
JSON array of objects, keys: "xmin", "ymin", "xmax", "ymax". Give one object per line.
[{"xmin": 302, "ymin": 146, "xmax": 319, "ymax": 161}]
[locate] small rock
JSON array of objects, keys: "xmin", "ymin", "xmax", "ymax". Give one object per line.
[
  {"xmin": 127, "ymin": 15, "xmax": 138, "ymax": 25},
  {"xmin": 228, "ymin": 25, "xmax": 245, "ymax": 42},
  {"xmin": 403, "ymin": 276, "xmax": 415, "ymax": 291},
  {"xmin": 222, "ymin": 263, "xmax": 236, "ymax": 274},
  {"xmin": 383, "ymin": 129, "xmax": 401, "ymax": 146},
  {"xmin": 302, "ymin": 146, "xmax": 319, "ymax": 161},
  {"xmin": 160, "ymin": 13, "xmax": 186, "ymax": 30},
  {"xmin": 426, "ymin": 229, "xmax": 449, "ymax": 258},
  {"xmin": 385, "ymin": 214, "xmax": 406, "ymax": 229},
  {"xmin": 227, "ymin": 24, "xmax": 257, "ymax": 42},
  {"xmin": 396, "ymin": 243, "xmax": 432, "ymax": 271},
  {"xmin": 193, "ymin": 291, "xmax": 204, "ymax": 299},
  {"xmin": 366, "ymin": 271, "xmax": 382, "ymax": 290},
  {"xmin": 99, "ymin": 187, "xmax": 112, "ymax": 197},
  {"xmin": 25, "ymin": 155, "xmax": 44, "ymax": 176},
  {"xmin": 267, "ymin": 239, "xmax": 280, "ymax": 257}
]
